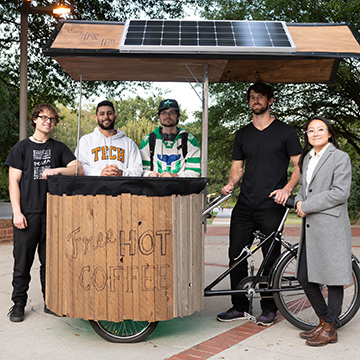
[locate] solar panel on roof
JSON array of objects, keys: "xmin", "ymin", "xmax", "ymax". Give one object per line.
[{"xmin": 120, "ymin": 20, "xmax": 296, "ymax": 54}]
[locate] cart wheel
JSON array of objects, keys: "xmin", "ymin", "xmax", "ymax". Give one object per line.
[{"xmin": 89, "ymin": 319, "xmax": 158, "ymax": 343}]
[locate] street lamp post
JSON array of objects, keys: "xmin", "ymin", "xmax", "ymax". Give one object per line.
[
  {"xmin": 19, "ymin": 0, "xmax": 30, "ymax": 141},
  {"xmin": 19, "ymin": 0, "xmax": 72, "ymax": 141}
]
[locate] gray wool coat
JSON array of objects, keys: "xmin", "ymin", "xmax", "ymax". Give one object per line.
[{"xmin": 295, "ymin": 143, "xmax": 352, "ymax": 286}]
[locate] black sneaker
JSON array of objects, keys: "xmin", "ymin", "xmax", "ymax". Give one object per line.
[
  {"xmin": 217, "ymin": 308, "xmax": 246, "ymax": 322},
  {"xmin": 44, "ymin": 305, "xmax": 61, "ymax": 317},
  {"xmin": 8, "ymin": 303, "xmax": 25, "ymax": 322},
  {"xmin": 257, "ymin": 310, "xmax": 277, "ymax": 326}
]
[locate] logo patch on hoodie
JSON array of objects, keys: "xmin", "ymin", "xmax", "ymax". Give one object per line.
[{"xmin": 92, "ymin": 146, "xmax": 125, "ymax": 163}]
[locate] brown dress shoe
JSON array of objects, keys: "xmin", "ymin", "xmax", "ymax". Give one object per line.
[
  {"xmin": 299, "ymin": 318, "xmax": 324, "ymax": 339},
  {"xmin": 306, "ymin": 322, "xmax": 338, "ymax": 346}
]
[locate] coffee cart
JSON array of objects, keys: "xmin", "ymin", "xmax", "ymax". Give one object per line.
[{"xmin": 43, "ymin": 19, "xmax": 360, "ymax": 342}]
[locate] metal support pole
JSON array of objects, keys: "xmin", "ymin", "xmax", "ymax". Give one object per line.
[
  {"xmin": 19, "ymin": 2, "xmax": 30, "ymax": 141},
  {"xmin": 75, "ymin": 75, "xmax": 83, "ymax": 176},
  {"xmin": 201, "ymin": 64, "xmax": 209, "ymax": 178}
]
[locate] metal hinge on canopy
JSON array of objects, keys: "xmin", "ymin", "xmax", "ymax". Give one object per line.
[{"xmin": 178, "ymin": 63, "xmax": 206, "ymax": 102}]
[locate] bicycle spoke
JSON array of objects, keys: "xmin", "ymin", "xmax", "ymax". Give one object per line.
[
  {"xmin": 273, "ymin": 246, "xmax": 360, "ymax": 330},
  {"xmin": 89, "ymin": 319, "xmax": 158, "ymax": 343}
]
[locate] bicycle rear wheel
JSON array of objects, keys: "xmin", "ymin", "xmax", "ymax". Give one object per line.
[
  {"xmin": 273, "ymin": 249, "xmax": 360, "ymax": 331},
  {"xmin": 89, "ymin": 319, "xmax": 158, "ymax": 343}
]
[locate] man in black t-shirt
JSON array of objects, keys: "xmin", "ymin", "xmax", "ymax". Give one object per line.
[
  {"xmin": 217, "ymin": 83, "xmax": 302, "ymax": 326},
  {"xmin": 5, "ymin": 103, "xmax": 83, "ymax": 322}
]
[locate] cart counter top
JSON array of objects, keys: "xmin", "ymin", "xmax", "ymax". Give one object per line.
[{"xmin": 47, "ymin": 175, "xmax": 207, "ymax": 197}]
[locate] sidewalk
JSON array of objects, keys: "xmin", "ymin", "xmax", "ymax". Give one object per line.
[
  {"xmin": 1, "ymin": 207, "xmax": 359, "ymax": 359},
  {"xmin": 210, "ymin": 207, "xmax": 232, "ymax": 226}
]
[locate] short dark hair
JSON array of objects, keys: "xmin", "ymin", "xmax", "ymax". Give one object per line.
[
  {"xmin": 298, "ymin": 116, "xmax": 340, "ymax": 173},
  {"xmin": 246, "ymin": 83, "xmax": 274, "ymax": 102},
  {"xmin": 96, "ymin": 100, "xmax": 115, "ymax": 114},
  {"xmin": 30, "ymin": 103, "xmax": 59, "ymax": 128}
]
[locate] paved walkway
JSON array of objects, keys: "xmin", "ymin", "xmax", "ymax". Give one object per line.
[
  {"xmin": 210, "ymin": 207, "xmax": 232, "ymax": 226},
  {"xmin": 1, "ymin": 205, "xmax": 360, "ymax": 359}
]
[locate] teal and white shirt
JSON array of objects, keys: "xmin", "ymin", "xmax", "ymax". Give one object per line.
[{"xmin": 140, "ymin": 127, "xmax": 201, "ymax": 177}]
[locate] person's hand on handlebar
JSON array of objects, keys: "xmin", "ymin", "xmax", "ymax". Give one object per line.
[
  {"xmin": 269, "ymin": 187, "xmax": 291, "ymax": 206},
  {"xmin": 222, "ymin": 183, "xmax": 234, "ymax": 196}
]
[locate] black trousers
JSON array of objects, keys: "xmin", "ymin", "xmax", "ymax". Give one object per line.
[
  {"xmin": 297, "ymin": 238, "xmax": 344, "ymax": 324},
  {"xmin": 229, "ymin": 201, "xmax": 286, "ymax": 312},
  {"xmin": 11, "ymin": 213, "xmax": 46, "ymax": 304}
]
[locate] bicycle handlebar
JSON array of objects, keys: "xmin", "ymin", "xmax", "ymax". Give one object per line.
[
  {"xmin": 202, "ymin": 191, "xmax": 234, "ymax": 216},
  {"xmin": 272, "ymin": 194, "xmax": 295, "ymax": 209}
]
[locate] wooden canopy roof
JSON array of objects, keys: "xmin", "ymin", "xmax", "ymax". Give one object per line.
[{"xmin": 43, "ymin": 20, "xmax": 360, "ymax": 84}]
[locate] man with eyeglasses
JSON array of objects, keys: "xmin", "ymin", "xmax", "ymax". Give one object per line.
[
  {"xmin": 217, "ymin": 83, "xmax": 302, "ymax": 326},
  {"xmin": 5, "ymin": 103, "xmax": 83, "ymax": 322},
  {"xmin": 76, "ymin": 100, "xmax": 142, "ymax": 177},
  {"xmin": 140, "ymin": 99, "xmax": 201, "ymax": 177}
]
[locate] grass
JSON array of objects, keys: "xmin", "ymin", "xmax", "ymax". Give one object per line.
[{"xmin": 285, "ymin": 212, "xmax": 302, "ymax": 225}]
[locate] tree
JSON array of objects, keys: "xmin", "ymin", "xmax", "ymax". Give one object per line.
[
  {"xmin": 0, "ymin": 0, "xmax": 201, "ymax": 196},
  {"xmin": 196, "ymin": 0, "xmax": 360, "ymax": 154},
  {"xmin": 176, "ymin": 110, "xmax": 233, "ymax": 196},
  {"xmin": 54, "ymin": 104, "xmax": 158, "ymax": 150},
  {"xmin": 113, "ymin": 95, "xmax": 165, "ymax": 128},
  {"xmin": 52, "ymin": 104, "xmax": 96, "ymax": 152},
  {"xmin": 0, "ymin": 0, "xmax": 200, "ymax": 138},
  {"xmin": 119, "ymin": 117, "xmax": 157, "ymax": 148},
  {"xmin": 195, "ymin": 0, "xmax": 360, "ymax": 209},
  {"xmin": 0, "ymin": 70, "xmax": 19, "ymax": 165},
  {"xmin": 53, "ymin": 94, "xmax": 189, "ymax": 150}
]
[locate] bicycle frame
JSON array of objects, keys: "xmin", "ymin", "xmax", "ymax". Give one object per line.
[{"xmin": 203, "ymin": 195, "xmax": 300, "ymax": 298}]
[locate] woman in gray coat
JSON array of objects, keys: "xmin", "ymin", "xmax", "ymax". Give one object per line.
[{"xmin": 295, "ymin": 116, "xmax": 352, "ymax": 347}]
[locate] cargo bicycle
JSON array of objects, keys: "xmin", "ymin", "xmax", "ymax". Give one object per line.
[
  {"xmin": 203, "ymin": 193, "xmax": 360, "ymax": 330},
  {"xmin": 89, "ymin": 193, "xmax": 360, "ymax": 342}
]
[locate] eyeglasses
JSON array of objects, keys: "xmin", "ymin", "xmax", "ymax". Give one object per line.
[
  {"xmin": 160, "ymin": 110, "xmax": 177, "ymax": 116},
  {"xmin": 306, "ymin": 127, "xmax": 328, "ymax": 135},
  {"xmin": 38, "ymin": 115, "xmax": 57, "ymax": 124}
]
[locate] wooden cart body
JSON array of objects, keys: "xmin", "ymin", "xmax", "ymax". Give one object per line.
[{"xmin": 45, "ymin": 176, "xmax": 206, "ymax": 322}]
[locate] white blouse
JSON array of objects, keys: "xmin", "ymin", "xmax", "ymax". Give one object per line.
[{"xmin": 306, "ymin": 143, "xmax": 331, "ymax": 195}]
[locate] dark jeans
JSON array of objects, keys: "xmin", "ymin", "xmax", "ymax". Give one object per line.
[
  {"xmin": 12, "ymin": 213, "xmax": 46, "ymax": 304},
  {"xmin": 297, "ymin": 238, "xmax": 344, "ymax": 324},
  {"xmin": 229, "ymin": 201, "xmax": 286, "ymax": 312}
]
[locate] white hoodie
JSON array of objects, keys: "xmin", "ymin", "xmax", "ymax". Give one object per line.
[{"xmin": 76, "ymin": 127, "xmax": 142, "ymax": 176}]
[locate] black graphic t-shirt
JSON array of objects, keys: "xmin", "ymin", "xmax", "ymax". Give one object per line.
[{"xmin": 5, "ymin": 138, "xmax": 76, "ymax": 214}]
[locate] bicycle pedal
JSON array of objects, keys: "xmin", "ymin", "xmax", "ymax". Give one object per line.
[{"xmin": 244, "ymin": 312, "xmax": 257, "ymax": 323}]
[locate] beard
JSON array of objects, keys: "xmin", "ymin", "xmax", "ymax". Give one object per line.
[
  {"xmin": 160, "ymin": 118, "xmax": 178, "ymax": 128},
  {"xmin": 161, "ymin": 121, "xmax": 177, "ymax": 128},
  {"xmin": 252, "ymin": 103, "xmax": 269, "ymax": 115},
  {"xmin": 98, "ymin": 119, "xmax": 115, "ymax": 130}
]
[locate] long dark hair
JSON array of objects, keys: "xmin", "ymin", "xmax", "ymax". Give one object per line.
[{"xmin": 298, "ymin": 116, "xmax": 340, "ymax": 173}]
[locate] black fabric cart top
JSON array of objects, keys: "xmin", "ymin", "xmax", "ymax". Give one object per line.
[{"xmin": 47, "ymin": 176, "xmax": 207, "ymax": 197}]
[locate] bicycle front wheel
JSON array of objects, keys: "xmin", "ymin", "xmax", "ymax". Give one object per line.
[
  {"xmin": 89, "ymin": 319, "xmax": 158, "ymax": 343},
  {"xmin": 273, "ymin": 249, "xmax": 360, "ymax": 331}
]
